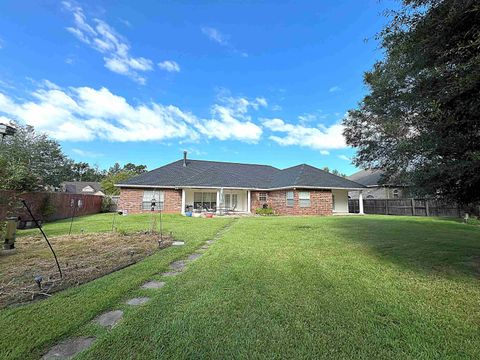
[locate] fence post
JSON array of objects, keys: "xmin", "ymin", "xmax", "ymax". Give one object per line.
[
  {"xmin": 425, "ymin": 200, "xmax": 430, "ymax": 217},
  {"xmin": 385, "ymin": 199, "xmax": 389, "ymax": 215},
  {"xmin": 411, "ymin": 198, "xmax": 415, "ymax": 216}
]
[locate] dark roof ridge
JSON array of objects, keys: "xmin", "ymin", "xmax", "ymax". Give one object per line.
[{"xmin": 186, "ymin": 158, "xmax": 280, "ymax": 170}]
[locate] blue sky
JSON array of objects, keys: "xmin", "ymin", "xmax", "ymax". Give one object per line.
[{"xmin": 0, "ymin": 0, "xmax": 395, "ymax": 175}]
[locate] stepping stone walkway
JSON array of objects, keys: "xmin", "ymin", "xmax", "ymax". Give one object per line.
[
  {"xmin": 187, "ymin": 253, "xmax": 202, "ymax": 261},
  {"xmin": 126, "ymin": 297, "xmax": 150, "ymax": 306},
  {"xmin": 142, "ymin": 280, "xmax": 166, "ymax": 289},
  {"xmin": 94, "ymin": 310, "xmax": 123, "ymax": 329},
  {"xmin": 44, "ymin": 220, "xmax": 237, "ymax": 360},
  {"xmin": 170, "ymin": 260, "xmax": 187, "ymax": 271},
  {"xmin": 42, "ymin": 336, "xmax": 96, "ymax": 359}
]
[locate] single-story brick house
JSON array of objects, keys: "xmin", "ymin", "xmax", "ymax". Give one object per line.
[{"xmin": 116, "ymin": 152, "xmax": 366, "ymax": 216}]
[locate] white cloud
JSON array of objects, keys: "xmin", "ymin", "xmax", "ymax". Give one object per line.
[
  {"xmin": 194, "ymin": 95, "xmax": 264, "ymax": 142},
  {"xmin": 329, "ymin": 86, "xmax": 341, "ymax": 93},
  {"xmin": 262, "ymin": 118, "xmax": 347, "ymax": 152},
  {"xmin": 62, "ymin": 1, "xmax": 153, "ymax": 84},
  {"xmin": 72, "ymin": 148, "xmax": 103, "ymax": 157},
  {"xmin": 338, "ymin": 155, "xmax": 350, "ymax": 161},
  {"xmin": 320, "ymin": 150, "xmax": 330, "ymax": 155},
  {"xmin": 158, "ymin": 60, "xmax": 180, "ymax": 73},
  {"xmin": 201, "ymin": 26, "xmax": 247, "ymax": 57},
  {"xmin": 201, "ymin": 27, "xmax": 228, "ymax": 45},
  {"xmin": 0, "ymin": 83, "xmax": 265, "ymax": 143}
]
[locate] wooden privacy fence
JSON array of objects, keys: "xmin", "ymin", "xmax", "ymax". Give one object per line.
[
  {"xmin": 0, "ymin": 190, "xmax": 103, "ymax": 227},
  {"xmin": 348, "ymin": 198, "xmax": 463, "ymax": 217}
]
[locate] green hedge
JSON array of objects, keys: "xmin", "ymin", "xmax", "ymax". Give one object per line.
[{"xmin": 255, "ymin": 207, "xmax": 275, "ymax": 216}]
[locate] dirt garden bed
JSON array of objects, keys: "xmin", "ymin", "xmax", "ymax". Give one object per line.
[{"xmin": 0, "ymin": 231, "xmax": 172, "ymax": 308}]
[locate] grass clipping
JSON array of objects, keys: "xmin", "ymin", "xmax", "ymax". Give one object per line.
[{"xmin": 0, "ymin": 231, "xmax": 172, "ymax": 308}]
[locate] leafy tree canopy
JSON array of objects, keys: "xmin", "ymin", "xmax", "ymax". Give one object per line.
[
  {"xmin": 0, "ymin": 122, "xmax": 147, "ymax": 193},
  {"xmin": 101, "ymin": 163, "xmax": 148, "ymax": 195},
  {"xmin": 0, "ymin": 123, "xmax": 71, "ymax": 191},
  {"xmin": 343, "ymin": 0, "xmax": 480, "ymax": 204}
]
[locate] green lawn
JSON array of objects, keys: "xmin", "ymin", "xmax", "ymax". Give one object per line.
[{"xmin": 2, "ymin": 215, "xmax": 480, "ymax": 359}]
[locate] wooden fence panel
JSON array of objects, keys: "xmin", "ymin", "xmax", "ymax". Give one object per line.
[
  {"xmin": 0, "ymin": 191, "xmax": 103, "ymax": 226},
  {"xmin": 348, "ymin": 198, "xmax": 462, "ymax": 218}
]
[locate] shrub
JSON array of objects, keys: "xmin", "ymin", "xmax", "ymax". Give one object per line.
[
  {"xmin": 255, "ymin": 207, "xmax": 275, "ymax": 216},
  {"xmin": 39, "ymin": 194, "xmax": 55, "ymax": 220},
  {"xmin": 101, "ymin": 196, "xmax": 116, "ymax": 213}
]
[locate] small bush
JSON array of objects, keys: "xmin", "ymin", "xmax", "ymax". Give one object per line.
[
  {"xmin": 101, "ymin": 196, "xmax": 116, "ymax": 213},
  {"xmin": 466, "ymin": 216, "xmax": 480, "ymax": 226},
  {"xmin": 255, "ymin": 207, "xmax": 275, "ymax": 216}
]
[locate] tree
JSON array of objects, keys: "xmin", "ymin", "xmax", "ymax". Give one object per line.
[
  {"xmin": 69, "ymin": 161, "xmax": 105, "ymax": 182},
  {"xmin": 123, "ymin": 163, "xmax": 147, "ymax": 174},
  {"xmin": 0, "ymin": 123, "xmax": 72, "ymax": 191},
  {"xmin": 101, "ymin": 170, "xmax": 135, "ymax": 195},
  {"xmin": 343, "ymin": 0, "xmax": 480, "ymax": 204},
  {"xmin": 101, "ymin": 163, "xmax": 148, "ymax": 195}
]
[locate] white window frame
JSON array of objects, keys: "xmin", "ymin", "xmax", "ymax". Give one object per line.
[
  {"xmin": 299, "ymin": 191, "xmax": 310, "ymax": 208},
  {"xmin": 142, "ymin": 190, "xmax": 164, "ymax": 210},
  {"xmin": 286, "ymin": 191, "xmax": 294, "ymax": 207},
  {"xmin": 259, "ymin": 192, "xmax": 267, "ymax": 202},
  {"xmin": 193, "ymin": 191, "xmax": 217, "ymax": 211},
  {"xmin": 393, "ymin": 189, "xmax": 399, "ymax": 199}
]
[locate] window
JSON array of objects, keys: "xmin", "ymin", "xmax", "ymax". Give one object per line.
[
  {"xmin": 393, "ymin": 189, "xmax": 399, "ymax": 199},
  {"xmin": 225, "ymin": 194, "xmax": 238, "ymax": 209},
  {"xmin": 259, "ymin": 192, "xmax": 267, "ymax": 202},
  {"xmin": 299, "ymin": 191, "xmax": 310, "ymax": 207},
  {"xmin": 142, "ymin": 190, "xmax": 164, "ymax": 210},
  {"xmin": 286, "ymin": 191, "xmax": 294, "ymax": 207},
  {"xmin": 193, "ymin": 192, "xmax": 217, "ymax": 210},
  {"xmin": 332, "ymin": 194, "xmax": 336, "ymax": 210}
]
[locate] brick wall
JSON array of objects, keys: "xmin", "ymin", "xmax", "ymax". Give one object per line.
[
  {"xmin": 251, "ymin": 189, "xmax": 333, "ymax": 216},
  {"xmin": 118, "ymin": 188, "xmax": 182, "ymax": 214}
]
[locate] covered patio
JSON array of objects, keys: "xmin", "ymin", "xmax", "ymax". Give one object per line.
[{"xmin": 181, "ymin": 188, "xmax": 251, "ymax": 215}]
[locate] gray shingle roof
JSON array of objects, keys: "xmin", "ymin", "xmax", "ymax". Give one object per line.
[
  {"xmin": 62, "ymin": 181, "xmax": 102, "ymax": 194},
  {"xmin": 119, "ymin": 159, "xmax": 365, "ymax": 190},
  {"xmin": 347, "ymin": 169, "xmax": 384, "ymax": 187}
]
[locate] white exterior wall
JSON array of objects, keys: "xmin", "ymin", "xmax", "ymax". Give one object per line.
[{"xmin": 332, "ymin": 189, "xmax": 349, "ymax": 213}]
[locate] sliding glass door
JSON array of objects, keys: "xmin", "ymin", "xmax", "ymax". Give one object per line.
[{"xmin": 193, "ymin": 192, "xmax": 217, "ymax": 211}]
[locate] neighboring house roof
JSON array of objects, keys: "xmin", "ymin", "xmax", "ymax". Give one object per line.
[
  {"xmin": 347, "ymin": 169, "xmax": 405, "ymax": 188},
  {"xmin": 118, "ymin": 159, "xmax": 365, "ymax": 190},
  {"xmin": 347, "ymin": 169, "xmax": 384, "ymax": 187},
  {"xmin": 62, "ymin": 181, "xmax": 103, "ymax": 194}
]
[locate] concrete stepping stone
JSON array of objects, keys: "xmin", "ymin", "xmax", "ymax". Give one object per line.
[
  {"xmin": 200, "ymin": 245, "xmax": 209, "ymax": 250},
  {"xmin": 170, "ymin": 260, "xmax": 187, "ymax": 271},
  {"xmin": 42, "ymin": 336, "xmax": 96, "ymax": 359},
  {"xmin": 141, "ymin": 280, "xmax": 166, "ymax": 289},
  {"xmin": 187, "ymin": 253, "xmax": 202, "ymax": 261},
  {"xmin": 94, "ymin": 310, "xmax": 123, "ymax": 329},
  {"xmin": 172, "ymin": 241, "xmax": 185, "ymax": 246},
  {"xmin": 161, "ymin": 271, "xmax": 180, "ymax": 277},
  {"xmin": 126, "ymin": 297, "xmax": 150, "ymax": 306},
  {"xmin": 206, "ymin": 240, "xmax": 214, "ymax": 245}
]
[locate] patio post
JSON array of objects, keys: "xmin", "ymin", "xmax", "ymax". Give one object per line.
[
  {"xmin": 181, "ymin": 189, "xmax": 186, "ymax": 215},
  {"xmin": 216, "ymin": 190, "xmax": 220, "ymax": 214},
  {"xmin": 247, "ymin": 190, "xmax": 251, "ymax": 213},
  {"xmin": 359, "ymin": 190, "xmax": 364, "ymax": 215}
]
